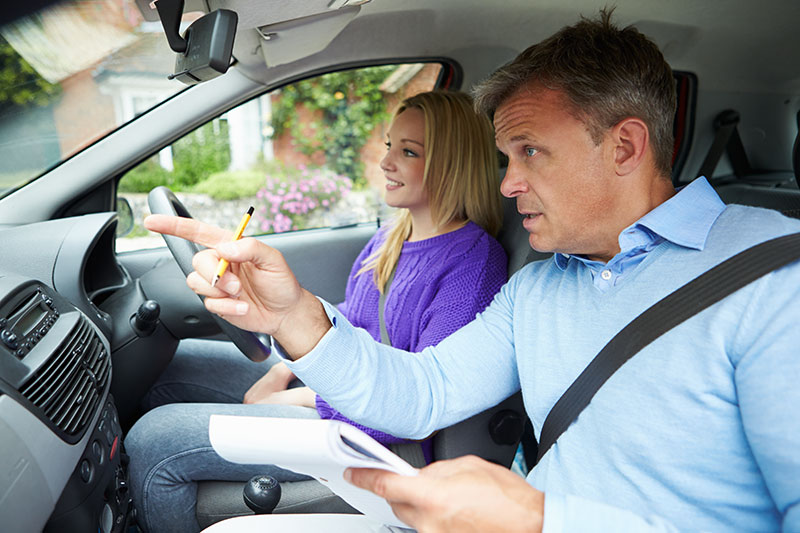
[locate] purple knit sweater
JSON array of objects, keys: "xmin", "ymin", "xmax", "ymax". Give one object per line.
[{"xmin": 315, "ymin": 221, "xmax": 508, "ymax": 460}]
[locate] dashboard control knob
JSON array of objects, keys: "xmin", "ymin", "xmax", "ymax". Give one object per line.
[
  {"xmin": 80, "ymin": 459, "xmax": 92, "ymax": 483},
  {"xmin": 1, "ymin": 329, "xmax": 18, "ymax": 349}
]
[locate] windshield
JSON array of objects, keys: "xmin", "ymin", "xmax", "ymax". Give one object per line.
[{"xmin": 0, "ymin": 0, "xmax": 188, "ymax": 197}]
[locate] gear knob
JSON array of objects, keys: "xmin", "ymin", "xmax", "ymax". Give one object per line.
[
  {"xmin": 243, "ymin": 475, "xmax": 281, "ymax": 514},
  {"xmin": 131, "ymin": 300, "xmax": 160, "ymax": 337}
]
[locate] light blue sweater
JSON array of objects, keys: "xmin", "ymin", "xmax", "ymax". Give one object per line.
[{"xmin": 285, "ymin": 180, "xmax": 800, "ymax": 532}]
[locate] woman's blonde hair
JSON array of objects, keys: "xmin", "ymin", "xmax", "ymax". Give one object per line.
[{"xmin": 358, "ymin": 90, "xmax": 502, "ymax": 293}]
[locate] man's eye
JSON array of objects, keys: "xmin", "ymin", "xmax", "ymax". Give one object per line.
[{"xmin": 525, "ymin": 147, "xmax": 538, "ymax": 157}]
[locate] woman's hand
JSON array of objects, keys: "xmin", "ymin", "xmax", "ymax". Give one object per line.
[
  {"xmin": 247, "ymin": 387, "xmax": 317, "ymax": 408},
  {"xmin": 244, "ymin": 362, "xmax": 295, "ymax": 404},
  {"xmin": 144, "ymin": 214, "xmax": 331, "ymax": 358}
]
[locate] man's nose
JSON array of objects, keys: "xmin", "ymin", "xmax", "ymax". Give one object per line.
[{"xmin": 500, "ymin": 162, "xmax": 528, "ymax": 198}]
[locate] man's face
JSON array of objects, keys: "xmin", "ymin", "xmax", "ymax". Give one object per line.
[{"xmin": 494, "ymin": 85, "xmax": 623, "ymax": 261}]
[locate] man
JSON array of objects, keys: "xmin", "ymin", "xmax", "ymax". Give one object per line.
[{"xmin": 145, "ymin": 10, "xmax": 800, "ymax": 532}]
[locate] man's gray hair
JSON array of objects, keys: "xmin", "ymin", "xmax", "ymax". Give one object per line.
[{"xmin": 473, "ymin": 8, "xmax": 677, "ymax": 177}]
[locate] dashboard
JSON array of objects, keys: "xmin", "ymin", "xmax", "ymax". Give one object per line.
[{"xmin": 0, "ymin": 212, "xmax": 187, "ymax": 533}]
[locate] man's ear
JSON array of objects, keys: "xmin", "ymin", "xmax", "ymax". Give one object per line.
[{"xmin": 610, "ymin": 118, "xmax": 649, "ymax": 176}]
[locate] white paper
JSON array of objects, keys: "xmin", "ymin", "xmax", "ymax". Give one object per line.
[
  {"xmin": 208, "ymin": 415, "xmax": 418, "ymax": 528},
  {"xmin": 201, "ymin": 514, "xmax": 406, "ymax": 533}
]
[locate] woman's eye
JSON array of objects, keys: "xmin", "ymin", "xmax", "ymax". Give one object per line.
[
  {"xmin": 525, "ymin": 147, "xmax": 538, "ymax": 157},
  {"xmin": 384, "ymin": 142, "xmax": 391, "ymax": 150},
  {"xmin": 403, "ymin": 149, "xmax": 418, "ymax": 157}
]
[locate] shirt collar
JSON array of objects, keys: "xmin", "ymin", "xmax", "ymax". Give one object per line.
[{"xmin": 555, "ymin": 177, "xmax": 726, "ymax": 270}]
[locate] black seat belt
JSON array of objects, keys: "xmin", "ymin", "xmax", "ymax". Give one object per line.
[
  {"xmin": 697, "ymin": 109, "xmax": 752, "ymax": 180},
  {"xmin": 536, "ymin": 232, "xmax": 800, "ymax": 464}
]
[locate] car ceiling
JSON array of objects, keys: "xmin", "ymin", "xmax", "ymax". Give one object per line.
[{"xmin": 126, "ymin": 0, "xmax": 800, "ymax": 95}]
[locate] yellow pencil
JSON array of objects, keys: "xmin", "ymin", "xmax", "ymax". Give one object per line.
[{"xmin": 211, "ymin": 206, "xmax": 254, "ymax": 288}]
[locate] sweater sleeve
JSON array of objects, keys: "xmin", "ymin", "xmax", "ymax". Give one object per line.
[{"xmin": 731, "ymin": 264, "xmax": 800, "ymax": 532}]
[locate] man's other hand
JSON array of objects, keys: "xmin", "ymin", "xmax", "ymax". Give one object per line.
[{"xmin": 346, "ymin": 455, "xmax": 544, "ymax": 533}]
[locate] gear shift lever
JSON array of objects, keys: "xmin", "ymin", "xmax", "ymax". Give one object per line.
[{"xmin": 243, "ymin": 475, "xmax": 281, "ymax": 514}]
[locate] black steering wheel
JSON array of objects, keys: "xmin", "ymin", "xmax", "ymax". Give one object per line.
[{"xmin": 148, "ymin": 186, "xmax": 271, "ymax": 362}]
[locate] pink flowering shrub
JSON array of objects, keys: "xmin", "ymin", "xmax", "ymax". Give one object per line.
[{"xmin": 254, "ymin": 165, "xmax": 353, "ymax": 233}]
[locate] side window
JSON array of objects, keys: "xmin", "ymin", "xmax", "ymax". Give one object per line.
[{"xmin": 117, "ymin": 63, "xmax": 443, "ymax": 252}]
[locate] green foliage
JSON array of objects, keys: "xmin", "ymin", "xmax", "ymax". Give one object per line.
[
  {"xmin": 171, "ymin": 119, "xmax": 231, "ymax": 188},
  {"xmin": 191, "ymin": 170, "xmax": 265, "ymax": 200},
  {"xmin": 118, "ymin": 156, "xmax": 171, "ymax": 192},
  {"xmin": 119, "ymin": 119, "xmax": 232, "ymax": 193},
  {"xmin": 0, "ymin": 37, "xmax": 60, "ymax": 110},
  {"xmin": 271, "ymin": 66, "xmax": 394, "ymax": 187}
]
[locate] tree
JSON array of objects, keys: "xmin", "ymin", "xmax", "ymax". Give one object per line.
[{"xmin": 0, "ymin": 36, "xmax": 60, "ymax": 111}]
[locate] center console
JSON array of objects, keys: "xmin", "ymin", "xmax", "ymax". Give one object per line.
[{"xmin": 0, "ymin": 274, "xmax": 132, "ymax": 533}]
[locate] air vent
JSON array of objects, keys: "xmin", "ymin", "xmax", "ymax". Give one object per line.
[{"xmin": 19, "ymin": 315, "xmax": 109, "ymax": 439}]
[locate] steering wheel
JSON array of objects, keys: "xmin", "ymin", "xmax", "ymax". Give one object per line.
[{"xmin": 147, "ymin": 186, "xmax": 271, "ymax": 362}]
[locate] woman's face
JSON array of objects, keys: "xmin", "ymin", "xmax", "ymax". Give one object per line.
[{"xmin": 380, "ymin": 108, "xmax": 428, "ymax": 213}]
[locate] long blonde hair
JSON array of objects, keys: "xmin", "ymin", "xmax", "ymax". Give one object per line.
[{"xmin": 358, "ymin": 90, "xmax": 502, "ymax": 293}]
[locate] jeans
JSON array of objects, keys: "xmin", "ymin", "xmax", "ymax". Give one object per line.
[{"xmin": 125, "ymin": 339, "xmax": 319, "ymax": 533}]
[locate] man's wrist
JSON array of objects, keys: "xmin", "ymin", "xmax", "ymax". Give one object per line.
[{"xmin": 273, "ymin": 289, "xmax": 332, "ymax": 360}]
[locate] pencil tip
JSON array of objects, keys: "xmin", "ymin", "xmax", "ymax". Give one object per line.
[
  {"xmin": 247, "ymin": 206, "xmax": 254, "ymax": 216},
  {"xmin": 211, "ymin": 275, "xmax": 219, "ymax": 288}
]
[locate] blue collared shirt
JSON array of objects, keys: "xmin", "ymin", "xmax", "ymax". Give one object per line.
[
  {"xmin": 286, "ymin": 176, "xmax": 800, "ymax": 532},
  {"xmin": 554, "ymin": 177, "xmax": 727, "ymax": 292}
]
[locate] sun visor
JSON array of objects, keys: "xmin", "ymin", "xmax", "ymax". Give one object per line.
[{"xmin": 257, "ymin": 5, "xmax": 361, "ymax": 67}]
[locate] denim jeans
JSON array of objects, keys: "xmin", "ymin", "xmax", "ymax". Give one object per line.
[{"xmin": 125, "ymin": 339, "xmax": 319, "ymax": 533}]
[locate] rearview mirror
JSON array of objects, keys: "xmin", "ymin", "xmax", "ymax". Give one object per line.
[
  {"xmin": 171, "ymin": 10, "xmax": 237, "ymax": 85},
  {"xmin": 155, "ymin": 0, "xmax": 237, "ymax": 85}
]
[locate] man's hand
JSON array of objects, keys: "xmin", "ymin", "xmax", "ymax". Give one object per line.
[
  {"xmin": 346, "ymin": 455, "xmax": 544, "ymax": 533},
  {"xmin": 144, "ymin": 214, "xmax": 331, "ymax": 358}
]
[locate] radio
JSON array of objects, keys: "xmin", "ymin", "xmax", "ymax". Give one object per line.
[{"xmin": 0, "ymin": 285, "xmax": 59, "ymax": 359}]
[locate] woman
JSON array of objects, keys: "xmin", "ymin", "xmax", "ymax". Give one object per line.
[{"xmin": 125, "ymin": 90, "xmax": 507, "ymax": 533}]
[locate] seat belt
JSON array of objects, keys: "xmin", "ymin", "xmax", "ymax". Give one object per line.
[
  {"xmin": 379, "ymin": 266, "xmax": 428, "ymax": 468},
  {"xmin": 378, "ymin": 267, "xmax": 396, "ymax": 346},
  {"xmin": 536, "ymin": 232, "xmax": 800, "ymax": 465},
  {"xmin": 697, "ymin": 109, "xmax": 752, "ymax": 180}
]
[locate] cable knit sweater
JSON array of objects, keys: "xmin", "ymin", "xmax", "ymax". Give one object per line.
[{"xmin": 315, "ymin": 221, "xmax": 507, "ymax": 456}]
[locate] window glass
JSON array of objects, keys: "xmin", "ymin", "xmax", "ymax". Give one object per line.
[
  {"xmin": 0, "ymin": 0, "xmax": 193, "ymax": 197},
  {"xmin": 117, "ymin": 63, "xmax": 443, "ymax": 252}
]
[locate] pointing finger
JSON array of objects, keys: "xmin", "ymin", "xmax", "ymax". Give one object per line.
[{"xmin": 144, "ymin": 214, "xmax": 233, "ymax": 248}]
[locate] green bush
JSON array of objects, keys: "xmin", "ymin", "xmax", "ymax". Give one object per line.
[
  {"xmin": 119, "ymin": 119, "xmax": 232, "ymax": 193},
  {"xmin": 171, "ymin": 119, "xmax": 231, "ymax": 188},
  {"xmin": 191, "ymin": 170, "xmax": 265, "ymax": 200},
  {"xmin": 118, "ymin": 157, "xmax": 171, "ymax": 193}
]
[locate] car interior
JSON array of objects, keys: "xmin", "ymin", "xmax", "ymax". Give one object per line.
[{"xmin": 0, "ymin": 0, "xmax": 798, "ymax": 532}]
